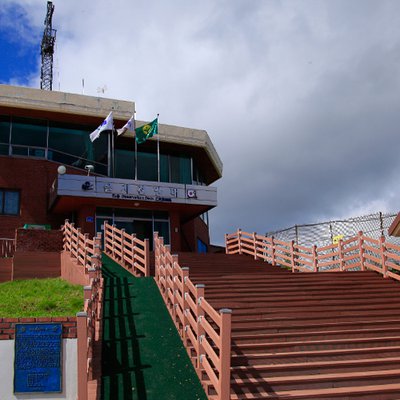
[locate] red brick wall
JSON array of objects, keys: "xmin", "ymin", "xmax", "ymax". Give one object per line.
[
  {"xmin": 0, "ymin": 317, "xmax": 77, "ymax": 340},
  {"xmin": 76, "ymin": 206, "xmax": 96, "ymax": 238},
  {"xmin": 182, "ymin": 216, "xmax": 210, "ymax": 252},
  {"xmin": 16, "ymin": 228, "xmax": 63, "ymax": 252},
  {"xmin": 61, "ymin": 251, "xmax": 89, "ymax": 286},
  {"xmin": 0, "ymin": 157, "xmax": 86, "ymax": 238}
]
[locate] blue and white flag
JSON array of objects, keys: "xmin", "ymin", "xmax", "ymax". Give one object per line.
[
  {"xmin": 89, "ymin": 112, "xmax": 114, "ymax": 142},
  {"xmin": 117, "ymin": 115, "xmax": 135, "ymax": 136}
]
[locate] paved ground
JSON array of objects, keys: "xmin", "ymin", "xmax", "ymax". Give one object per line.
[{"xmin": 101, "ymin": 254, "xmax": 207, "ymax": 400}]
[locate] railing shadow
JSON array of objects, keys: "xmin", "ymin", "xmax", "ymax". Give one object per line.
[{"xmin": 101, "ymin": 264, "xmax": 149, "ymax": 400}]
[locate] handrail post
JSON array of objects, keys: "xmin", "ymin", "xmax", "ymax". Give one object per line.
[
  {"xmin": 172, "ymin": 254, "xmax": 179, "ymax": 323},
  {"xmin": 131, "ymin": 233, "xmax": 137, "ymax": 274},
  {"xmin": 181, "ymin": 267, "xmax": 190, "ymax": 346},
  {"xmin": 358, "ymin": 231, "xmax": 365, "ymax": 271},
  {"xmin": 312, "ymin": 245, "xmax": 318, "ymax": 272},
  {"xmin": 271, "ymin": 236, "xmax": 276, "ymax": 267},
  {"xmin": 93, "ymin": 233, "xmax": 102, "ymax": 273},
  {"xmin": 224, "ymin": 234, "xmax": 228, "ymax": 254},
  {"xmin": 380, "ymin": 235, "xmax": 387, "ymax": 278},
  {"xmin": 253, "ymin": 232, "xmax": 258, "ymax": 260},
  {"xmin": 83, "ymin": 233, "xmax": 89, "ymax": 269},
  {"xmin": 290, "ymin": 240, "xmax": 296, "ymax": 272},
  {"xmin": 154, "ymin": 232, "xmax": 159, "ymax": 283},
  {"xmin": 76, "ymin": 311, "xmax": 88, "ymax": 400},
  {"xmin": 237, "ymin": 229, "xmax": 242, "ymax": 255},
  {"xmin": 144, "ymin": 238, "xmax": 150, "ymax": 277},
  {"xmin": 196, "ymin": 284, "xmax": 205, "ymax": 377},
  {"xmin": 120, "ymin": 228, "xmax": 125, "ymax": 267},
  {"xmin": 338, "ymin": 239, "xmax": 344, "ymax": 271},
  {"xmin": 219, "ymin": 308, "xmax": 232, "ymax": 400},
  {"xmin": 111, "ymin": 224, "xmax": 116, "ymax": 259}
]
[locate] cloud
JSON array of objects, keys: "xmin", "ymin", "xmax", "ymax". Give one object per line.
[{"xmin": 3, "ymin": 0, "xmax": 400, "ymax": 244}]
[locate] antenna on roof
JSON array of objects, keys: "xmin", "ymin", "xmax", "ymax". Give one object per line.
[
  {"xmin": 97, "ymin": 85, "xmax": 108, "ymax": 95},
  {"xmin": 40, "ymin": 1, "xmax": 57, "ymax": 91}
]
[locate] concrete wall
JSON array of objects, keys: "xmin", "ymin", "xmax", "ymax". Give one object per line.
[{"xmin": 0, "ymin": 339, "xmax": 77, "ymax": 400}]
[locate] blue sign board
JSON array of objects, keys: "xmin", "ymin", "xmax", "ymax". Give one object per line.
[{"xmin": 14, "ymin": 323, "xmax": 62, "ymax": 393}]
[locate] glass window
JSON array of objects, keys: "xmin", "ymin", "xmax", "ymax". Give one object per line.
[
  {"xmin": 170, "ymin": 155, "xmax": 191, "ymax": 184},
  {"xmin": 0, "ymin": 144, "xmax": 8, "ymax": 155},
  {"xmin": 92, "ymin": 133, "xmax": 108, "ymax": 167},
  {"xmin": 11, "ymin": 117, "xmax": 47, "ymax": 147},
  {"xmin": 160, "ymin": 154, "xmax": 169, "ymax": 183},
  {"xmin": 0, "ymin": 189, "xmax": 20, "ymax": 215},
  {"xmin": 115, "ymin": 149, "xmax": 135, "ymax": 179},
  {"xmin": 0, "ymin": 115, "xmax": 10, "ymax": 144},
  {"xmin": 49, "ymin": 122, "xmax": 93, "ymax": 161},
  {"xmin": 154, "ymin": 221, "xmax": 170, "ymax": 244},
  {"xmin": 137, "ymin": 151, "xmax": 157, "ymax": 181}
]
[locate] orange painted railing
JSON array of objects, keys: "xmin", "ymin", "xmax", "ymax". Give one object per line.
[
  {"xmin": 154, "ymin": 233, "xmax": 232, "ymax": 400},
  {"xmin": 0, "ymin": 238, "xmax": 15, "ymax": 258},
  {"xmin": 62, "ymin": 220, "xmax": 99, "ymax": 272},
  {"xmin": 226, "ymin": 229, "xmax": 400, "ymax": 281},
  {"xmin": 103, "ymin": 221, "xmax": 150, "ymax": 277},
  {"xmin": 62, "ymin": 220, "xmax": 103, "ymax": 400}
]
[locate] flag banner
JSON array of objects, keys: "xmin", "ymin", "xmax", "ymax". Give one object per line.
[
  {"xmin": 117, "ymin": 115, "xmax": 135, "ymax": 136},
  {"xmin": 135, "ymin": 118, "xmax": 158, "ymax": 144},
  {"xmin": 89, "ymin": 111, "xmax": 114, "ymax": 142}
]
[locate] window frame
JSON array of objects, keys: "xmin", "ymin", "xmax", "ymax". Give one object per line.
[{"xmin": 0, "ymin": 189, "xmax": 20, "ymax": 216}]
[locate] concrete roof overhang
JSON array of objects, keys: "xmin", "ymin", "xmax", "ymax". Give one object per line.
[
  {"xmin": 0, "ymin": 84, "xmax": 223, "ymax": 184},
  {"xmin": 50, "ymin": 195, "xmax": 213, "ymax": 223}
]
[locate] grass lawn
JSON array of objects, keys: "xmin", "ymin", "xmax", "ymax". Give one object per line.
[{"xmin": 0, "ymin": 278, "xmax": 83, "ymax": 317}]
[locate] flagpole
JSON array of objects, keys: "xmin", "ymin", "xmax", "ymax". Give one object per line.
[
  {"xmin": 107, "ymin": 131, "xmax": 111, "ymax": 177},
  {"xmin": 134, "ymin": 111, "xmax": 137, "ymax": 180},
  {"xmin": 157, "ymin": 113, "xmax": 160, "ymax": 182},
  {"xmin": 111, "ymin": 127, "xmax": 115, "ymax": 178}
]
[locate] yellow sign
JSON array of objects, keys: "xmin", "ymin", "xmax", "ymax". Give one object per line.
[{"xmin": 332, "ymin": 234, "xmax": 344, "ymax": 244}]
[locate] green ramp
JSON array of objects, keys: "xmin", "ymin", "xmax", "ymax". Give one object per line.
[{"xmin": 101, "ymin": 254, "xmax": 207, "ymax": 400}]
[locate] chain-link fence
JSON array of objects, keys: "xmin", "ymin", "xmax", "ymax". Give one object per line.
[{"xmin": 266, "ymin": 212, "xmax": 400, "ymax": 248}]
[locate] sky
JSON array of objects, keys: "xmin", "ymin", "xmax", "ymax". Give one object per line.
[{"xmin": 1, "ymin": 0, "xmax": 400, "ymax": 244}]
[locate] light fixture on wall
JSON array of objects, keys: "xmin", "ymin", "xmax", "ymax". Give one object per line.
[
  {"xmin": 85, "ymin": 165, "xmax": 94, "ymax": 176},
  {"xmin": 57, "ymin": 165, "xmax": 66, "ymax": 175}
]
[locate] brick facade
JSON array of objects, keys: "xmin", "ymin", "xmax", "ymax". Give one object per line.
[
  {"xmin": 0, "ymin": 156, "xmax": 211, "ymax": 252},
  {"xmin": 15, "ymin": 228, "xmax": 63, "ymax": 252},
  {"xmin": 0, "ymin": 317, "xmax": 77, "ymax": 340}
]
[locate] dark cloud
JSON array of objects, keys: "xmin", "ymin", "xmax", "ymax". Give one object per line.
[{"xmin": 4, "ymin": 0, "xmax": 400, "ymax": 244}]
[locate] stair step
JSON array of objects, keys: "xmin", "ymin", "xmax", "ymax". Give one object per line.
[
  {"xmin": 232, "ymin": 327, "xmax": 400, "ymax": 344},
  {"xmin": 228, "ymin": 382, "xmax": 400, "ymax": 399},
  {"xmin": 230, "ymin": 356, "xmax": 400, "ymax": 377},
  {"xmin": 231, "ymin": 345, "xmax": 400, "ymax": 365},
  {"xmin": 229, "ymin": 368, "xmax": 400, "ymax": 392},
  {"xmin": 232, "ymin": 336, "xmax": 400, "ymax": 354}
]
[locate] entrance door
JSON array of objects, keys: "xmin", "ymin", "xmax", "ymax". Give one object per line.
[{"xmin": 133, "ymin": 220, "xmax": 153, "ymax": 250}]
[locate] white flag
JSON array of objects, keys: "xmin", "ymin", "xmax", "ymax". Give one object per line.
[
  {"xmin": 117, "ymin": 115, "xmax": 135, "ymax": 136},
  {"xmin": 89, "ymin": 112, "xmax": 114, "ymax": 142}
]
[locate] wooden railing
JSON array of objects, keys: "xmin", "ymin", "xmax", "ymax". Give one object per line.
[
  {"xmin": 62, "ymin": 220, "xmax": 98, "ymax": 271},
  {"xmin": 62, "ymin": 220, "xmax": 103, "ymax": 400},
  {"xmin": 225, "ymin": 229, "xmax": 400, "ymax": 281},
  {"xmin": 103, "ymin": 221, "xmax": 150, "ymax": 277},
  {"xmin": 0, "ymin": 238, "xmax": 15, "ymax": 258},
  {"xmin": 154, "ymin": 232, "xmax": 232, "ymax": 400}
]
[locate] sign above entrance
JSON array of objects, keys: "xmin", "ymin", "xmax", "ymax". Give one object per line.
[{"xmin": 56, "ymin": 174, "xmax": 217, "ymax": 207}]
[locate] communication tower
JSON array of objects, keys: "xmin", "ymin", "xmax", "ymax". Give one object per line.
[{"xmin": 40, "ymin": 1, "xmax": 56, "ymax": 90}]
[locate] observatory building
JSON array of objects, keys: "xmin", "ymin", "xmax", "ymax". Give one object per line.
[{"xmin": 0, "ymin": 85, "xmax": 222, "ymax": 252}]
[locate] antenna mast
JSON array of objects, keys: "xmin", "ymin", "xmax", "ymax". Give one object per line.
[{"xmin": 40, "ymin": 1, "xmax": 56, "ymax": 90}]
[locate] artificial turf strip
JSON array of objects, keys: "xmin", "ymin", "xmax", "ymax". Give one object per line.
[{"xmin": 101, "ymin": 254, "xmax": 207, "ymax": 400}]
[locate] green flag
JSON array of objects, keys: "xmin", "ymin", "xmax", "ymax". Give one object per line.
[{"xmin": 135, "ymin": 118, "xmax": 158, "ymax": 144}]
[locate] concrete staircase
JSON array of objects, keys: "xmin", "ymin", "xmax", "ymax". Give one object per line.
[{"xmin": 178, "ymin": 253, "xmax": 400, "ymax": 400}]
